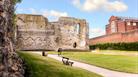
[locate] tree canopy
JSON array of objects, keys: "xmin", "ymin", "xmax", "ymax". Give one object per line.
[{"xmin": 13, "ymin": 0, "xmax": 22, "ymax": 4}]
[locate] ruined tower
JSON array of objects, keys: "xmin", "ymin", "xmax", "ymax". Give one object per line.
[{"xmin": 16, "ymin": 14, "xmax": 89, "ymax": 51}]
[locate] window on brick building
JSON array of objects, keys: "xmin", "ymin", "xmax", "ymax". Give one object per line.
[
  {"xmin": 111, "ymin": 21, "xmax": 117, "ymax": 33},
  {"xmin": 127, "ymin": 22, "xmax": 131, "ymax": 25},
  {"xmin": 133, "ymin": 22, "xmax": 136, "ymax": 26}
]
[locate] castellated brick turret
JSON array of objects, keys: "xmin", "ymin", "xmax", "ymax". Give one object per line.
[
  {"xmin": 90, "ymin": 16, "xmax": 138, "ymax": 45},
  {"xmin": 106, "ymin": 16, "xmax": 138, "ymax": 34}
]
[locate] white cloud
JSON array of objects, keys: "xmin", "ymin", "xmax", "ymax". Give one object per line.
[
  {"xmin": 89, "ymin": 28, "xmax": 105, "ymax": 38},
  {"xmin": 72, "ymin": 0, "xmax": 128, "ymax": 12},
  {"xmin": 83, "ymin": 0, "xmax": 107, "ymax": 12},
  {"xmin": 105, "ymin": 1, "xmax": 128, "ymax": 12},
  {"xmin": 16, "ymin": 8, "xmax": 39, "ymax": 14},
  {"xmin": 42, "ymin": 10, "xmax": 68, "ymax": 21},
  {"xmin": 42, "ymin": 10, "xmax": 68, "ymax": 18},
  {"xmin": 28, "ymin": 8, "xmax": 38, "ymax": 14},
  {"xmin": 72, "ymin": 0, "xmax": 81, "ymax": 8},
  {"xmin": 16, "ymin": 8, "xmax": 68, "ymax": 21}
]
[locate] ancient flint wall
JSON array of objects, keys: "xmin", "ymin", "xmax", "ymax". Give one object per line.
[
  {"xmin": 55, "ymin": 17, "xmax": 89, "ymax": 50},
  {"xmin": 16, "ymin": 14, "xmax": 57, "ymax": 50},
  {"xmin": 16, "ymin": 14, "xmax": 89, "ymax": 51}
]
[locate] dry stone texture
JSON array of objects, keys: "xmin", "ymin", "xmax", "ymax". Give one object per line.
[
  {"xmin": 16, "ymin": 14, "xmax": 89, "ymax": 51},
  {"xmin": 0, "ymin": 0, "xmax": 24, "ymax": 77}
]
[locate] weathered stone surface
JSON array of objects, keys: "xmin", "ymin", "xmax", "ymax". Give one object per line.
[
  {"xmin": 0, "ymin": 0, "xmax": 24, "ymax": 77},
  {"xmin": 16, "ymin": 14, "xmax": 89, "ymax": 50},
  {"xmin": 0, "ymin": 51, "xmax": 25, "ymax": 77}
]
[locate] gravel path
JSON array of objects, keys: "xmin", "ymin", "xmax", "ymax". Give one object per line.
[{"xmin": 32, "ymin": 52, "xmax": 138, "ymax": 77}]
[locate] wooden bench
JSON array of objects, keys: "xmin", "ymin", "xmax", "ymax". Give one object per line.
[{"xmin": 62, "ymin": 57, "xmax": 74, "ymax": 66}]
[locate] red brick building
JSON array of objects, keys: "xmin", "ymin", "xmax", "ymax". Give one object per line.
[
  {"xmin": 90, "ymin": 16, "xmax": 138, "ymax": 45},
  {"xmin": 106, "ymin": 16, "xmax": 138, "ymax": 34}
]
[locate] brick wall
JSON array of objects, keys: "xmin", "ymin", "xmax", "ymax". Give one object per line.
[
  {"xmin": 117, "ymin": 21, "xmax": 126, "ymax": 33},
  {"xmin": 89, "ymin": 30, "xmax": 138, "ymax": 45}
]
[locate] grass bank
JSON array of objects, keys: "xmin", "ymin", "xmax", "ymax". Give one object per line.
[
  {"xmin": 49, "ymin": 50, "xmax": 138, "ymax": 74},
  {"xmin": 18, "ymin": 52, "xmax": 102, "ymax": 77}
]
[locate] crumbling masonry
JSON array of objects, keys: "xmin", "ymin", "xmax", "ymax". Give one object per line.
[
  {"xmin": 0, "ymin": 0, "xmax": 24, "ymax": 77},
  {"xmin": 16, "ymin": 14, "xmax": 89, "ymax": 51}
]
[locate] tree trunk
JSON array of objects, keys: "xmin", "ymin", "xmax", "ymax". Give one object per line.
[{"xmin": 0, "ymin": 0, "xmax": 24, "ymax": 77}]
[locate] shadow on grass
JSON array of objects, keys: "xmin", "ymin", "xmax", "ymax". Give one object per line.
[{"xmin": 18, "ymin": 52, "xmax": 102, "ymax": 77}]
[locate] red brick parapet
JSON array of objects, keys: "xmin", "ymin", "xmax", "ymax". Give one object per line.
[{"xmin": 89, "ymin": 30, "xmax": 138, "ymax": 45}]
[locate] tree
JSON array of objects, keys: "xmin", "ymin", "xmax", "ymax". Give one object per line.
[{"xmin": 0, "ymin": 0, "xmax": 24, "ymax": 77}]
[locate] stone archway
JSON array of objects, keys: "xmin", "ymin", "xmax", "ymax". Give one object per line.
[{"xmin": 73, "ymin": 42, "xmax": 77, "ymax": 48}]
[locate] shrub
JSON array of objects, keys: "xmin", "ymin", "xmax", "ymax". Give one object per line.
[{"xmin": 90, "ymin": 42, "xmax": 138, "ymax": 51}]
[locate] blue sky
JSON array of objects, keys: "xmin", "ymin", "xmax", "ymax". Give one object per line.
[{"xmin": 16, "ymin": 0, "xmax": 138, "ymax": 38}]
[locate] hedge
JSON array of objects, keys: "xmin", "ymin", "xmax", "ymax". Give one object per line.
[{"xmin": 90, "ymin": 42, "xmax": 138, "ymax": 51}]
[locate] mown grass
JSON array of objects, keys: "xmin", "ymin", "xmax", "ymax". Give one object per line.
[
  {"xmin": 98, "ymin": 50, "xmax": 138, "ymax": 53},
  {"xmin": 92, "ymin": 50, "xmax": 138, "ymax": 56},
  {"xmin": 49, "ymin": 50, "xmax": 138, "ymax": 74},
  {"xmin": 18, "ymin": 52, "xmax": 102, "ymax": 77}
]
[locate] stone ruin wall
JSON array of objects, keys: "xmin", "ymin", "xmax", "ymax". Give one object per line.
[
  {"xmin": 16, "ymin": 14, "xmax": 57, "ymax": 50},
  {"xmin": 56, "ymin": 17, "xmax": 89, "ymax": 50},
  {"xmin": 16, "ymin": 14, "xmax": 89, "ymax": 51}
]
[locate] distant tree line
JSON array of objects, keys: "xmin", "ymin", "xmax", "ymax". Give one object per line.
[{"xmin": 90, "ymin": 42, "xmax": 138, "ymax": 51}]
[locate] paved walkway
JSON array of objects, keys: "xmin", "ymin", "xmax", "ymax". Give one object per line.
[{"xmin": 32, "ymin": 52, "xmax": 138, "ymax": 77}]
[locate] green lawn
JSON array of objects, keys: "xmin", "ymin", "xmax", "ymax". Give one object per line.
[
  {"xmin": 96, "ymin": 50, "xmax": 138, "ymax": 55},
  {"xmin": 18, "ymin": 52, "xmax": 102, "ymax": 77},
  {"xmin": 49, "ymin": 51, "xmax": 138, "ymax": 74}
]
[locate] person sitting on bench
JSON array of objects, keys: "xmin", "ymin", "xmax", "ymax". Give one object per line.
[{"xmin": 62, "ymin": 57, "xmax": 74, "ymax": 66}]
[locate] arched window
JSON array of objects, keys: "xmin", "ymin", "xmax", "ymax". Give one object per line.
[
  {"xmin": 73, "ymin": 42, "xmax": 77, "ymax": 48},
  {"xmin": 75, "ymin": 23, "xmax": 80, "ymax": 34}
]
